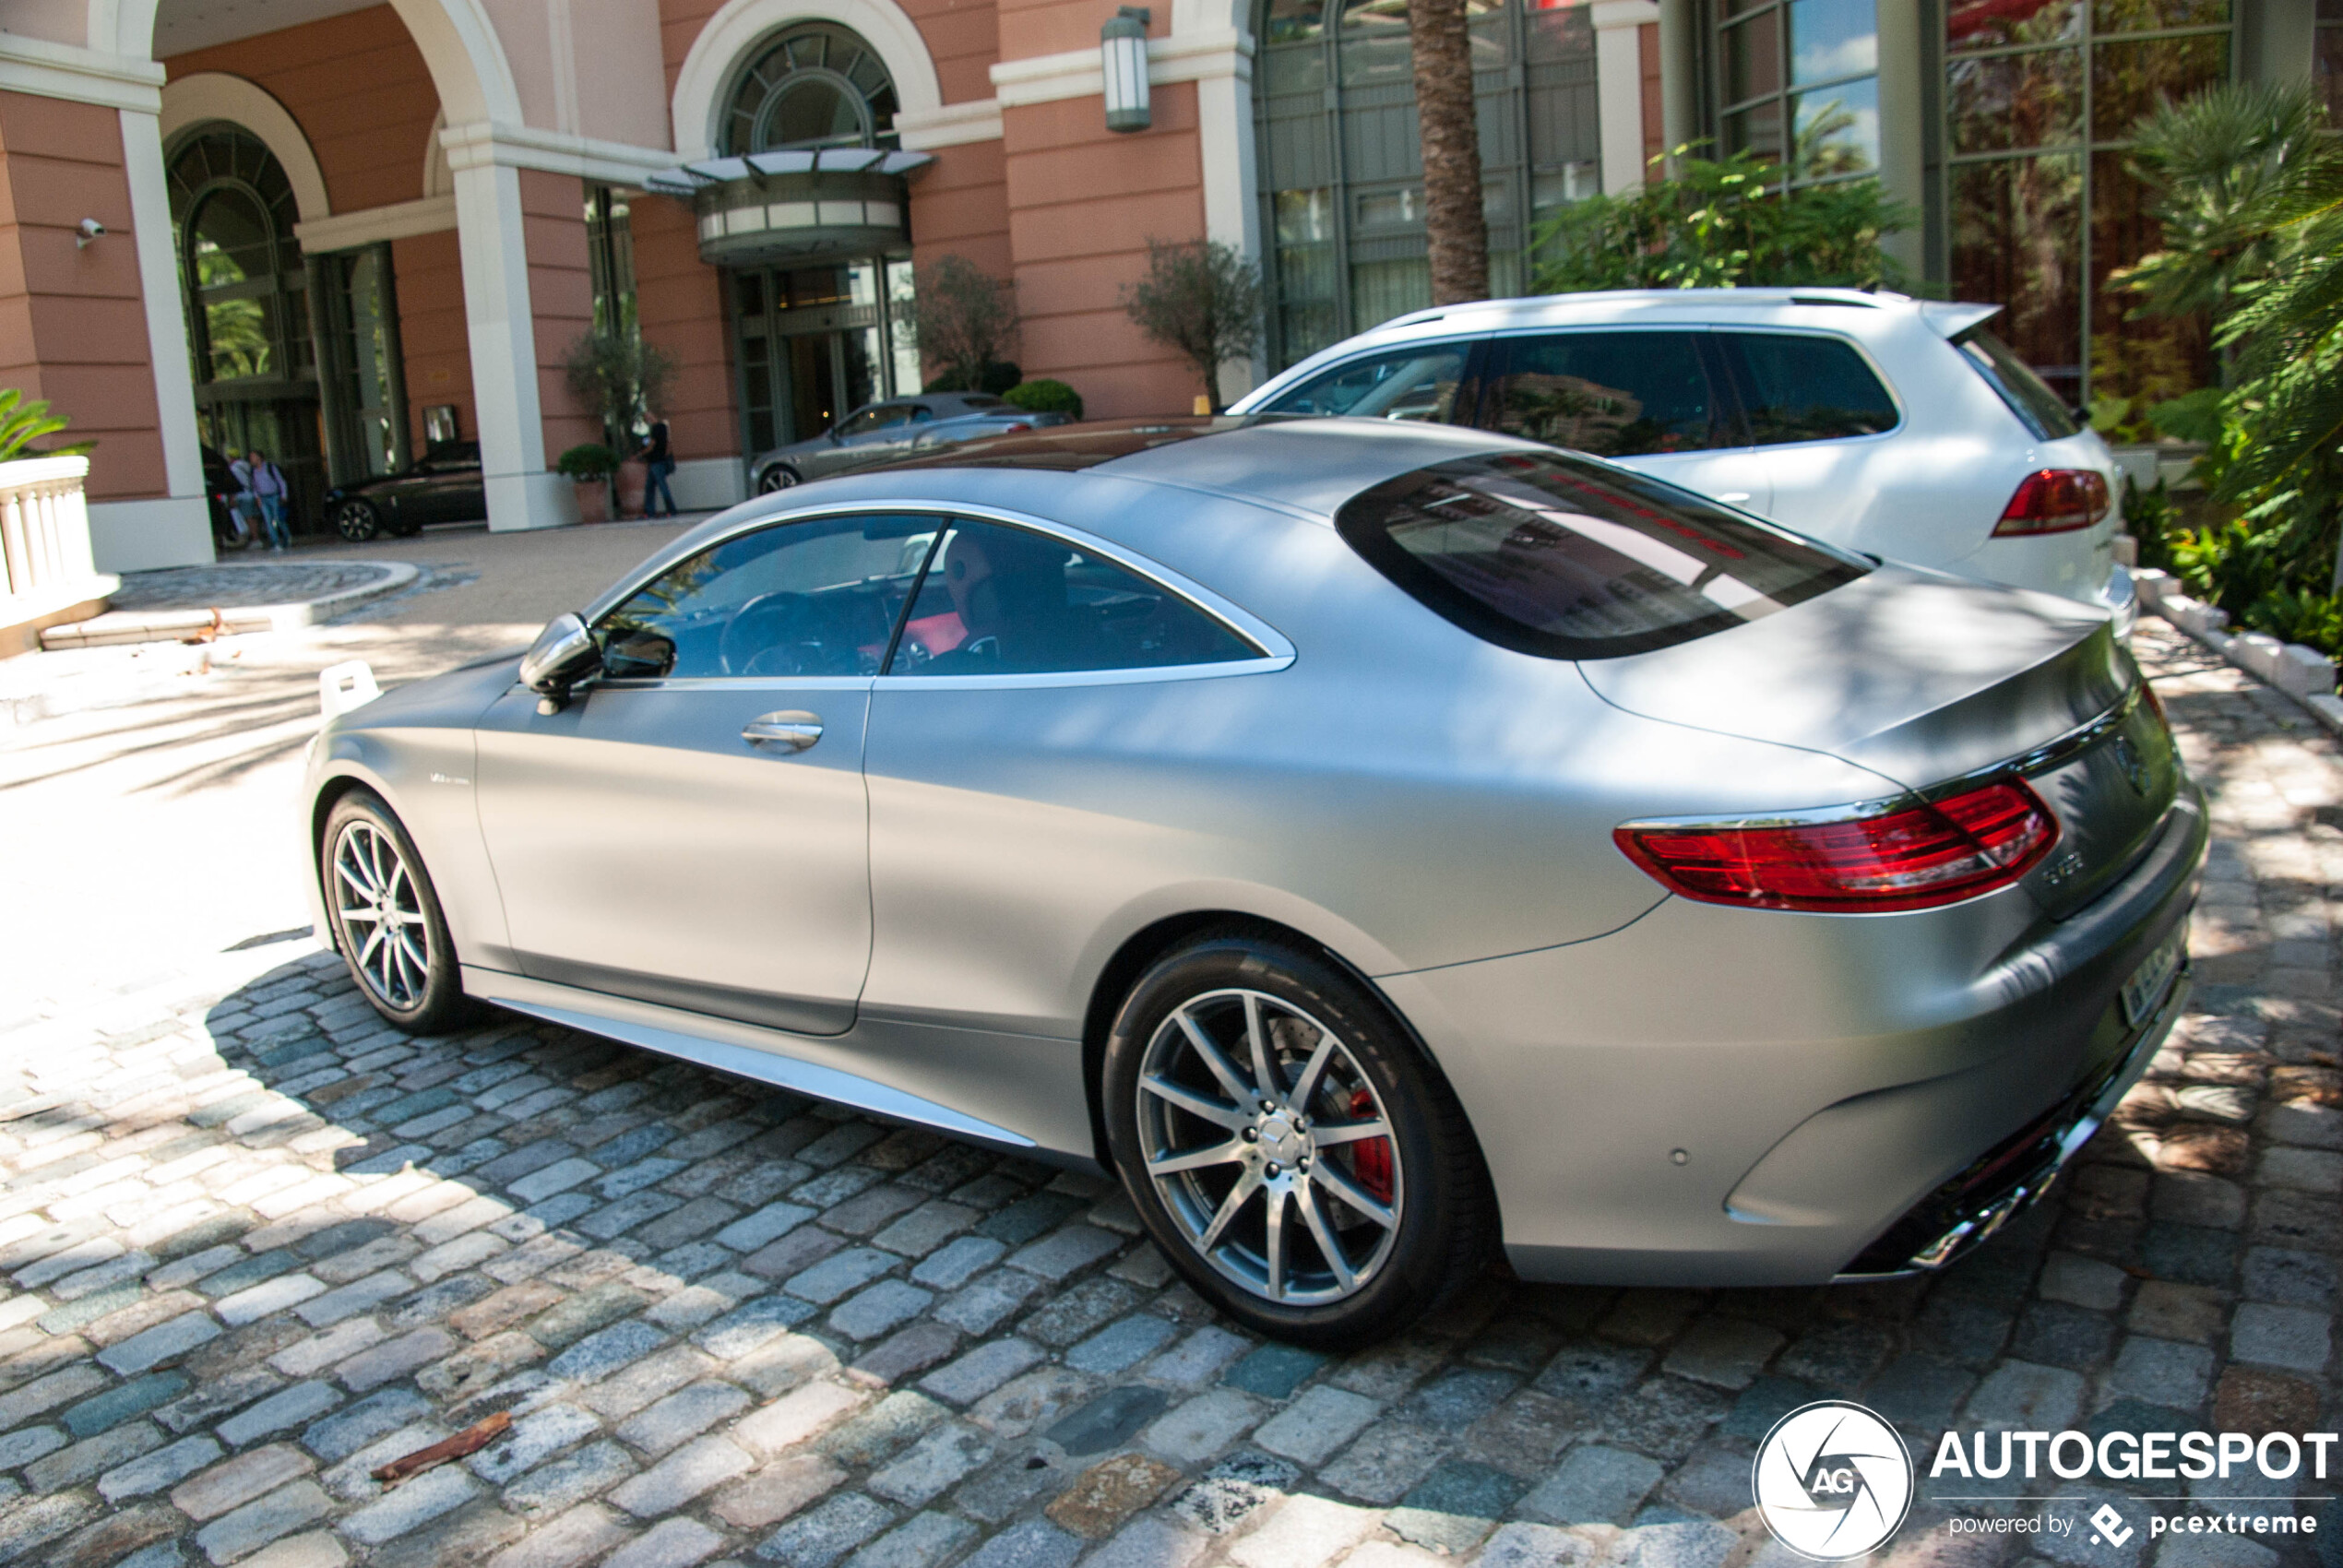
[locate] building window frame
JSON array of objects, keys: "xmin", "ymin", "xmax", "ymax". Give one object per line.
[
  {"xmin": 1253, "ymin": 0, "xmax": 1602, "ymax": 374},
  {"xmin": 1925, "ymin": 0, "xmax": 2239, "ymax": 406},
  {"xmin": 1707, "ymin": 0, "xmax": 1883, "ymax": 185}
]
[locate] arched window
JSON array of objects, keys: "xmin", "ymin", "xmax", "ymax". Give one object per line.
[
  {"xmin": 723, "ymin": 24, "xmax": 901, "ymax": 154},
  {"xmin": 168, "ymin": 125, "xmax": 311, "ymax": 386}
]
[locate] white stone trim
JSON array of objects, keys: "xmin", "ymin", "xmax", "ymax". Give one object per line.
[
  {"xmin": 452, "ymin": 160, "xmax": 564, "ymax": 531},
  {"xmin": 1591, "ymin": 0, "xmax": 1659, "ymax": 195},
  {"xmin": 86, "ymin": 496, "xmax": 213, "ymax": 574},
  {"xmin": 671, "ymin": 456, "xmax": 748, "ymax": 513},
  {"xmin": 161, "ymin": 73, "xmax": 332, "ymax": 222},
  {"xmin": 440, "ymin": 119, "xmax": 677, "ymax": 186},
  {"xmin": 423, "ymin": 111, "xmax": 455, "ymax": 196},
  {"xmin": 896, "ymin": 97, "xmax": 1003, "ymax": 150},
  {"xmin": 119, "ymin": 107, "xmax": 208, "ymax": 523},
  {"xmin": 990, "ymin": 29, "xmax": 1252, "ymax": 108},
  {"xmin": 0, "ymin": 32, "xmax": 162, "ymax": 113},
  {"xmin": 386, "ymin": 0, "xmax": 525, "ymax": 125},
  {"xmin": 670, "ymin": 0, "xmax": 946, "ymax": 162},
  {"xmin": 296, "ymin": 196, "xmax": 459, "ymax": 251}
]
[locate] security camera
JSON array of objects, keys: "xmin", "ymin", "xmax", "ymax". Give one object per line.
[{"xmin": 76, "ymin": 219, "xmax": 105, "ymax": 248}]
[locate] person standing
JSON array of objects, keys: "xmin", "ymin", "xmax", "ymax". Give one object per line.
[
  {"xmin": 637, "ymin": 410, "xmax": 677, "ymax": 518},
  {"xmin": 244, "ymin": 449, "xmax": 291, "ymax": 550},
  {"xmin": 228, "ymin": 450, "xmax": 263, "ymax": 547}
]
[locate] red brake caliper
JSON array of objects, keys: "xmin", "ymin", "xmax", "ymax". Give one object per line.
[{"xmin": 1345, "ymin": 1089, "xmax": 1395, "ymax": 1204}]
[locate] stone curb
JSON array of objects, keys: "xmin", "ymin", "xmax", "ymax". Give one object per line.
[
  {"xmin": 2133, "ymin": 566, "xmax": 2343, "ymax": 735},
  {"xmin": 39, "ymin": 561, "xmax": 421, "ymax": 649}
]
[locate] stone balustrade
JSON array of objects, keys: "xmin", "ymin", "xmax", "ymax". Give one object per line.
[{"xmin": 0, "ymin": 454, "xmax": 118, "ymax": 657}]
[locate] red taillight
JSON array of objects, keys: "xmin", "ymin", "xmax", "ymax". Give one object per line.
[
  {"xmin": 1993, "ymin": 469, "xmax": 2111, "ymax": 537},
  {"xmin": 1614, "ymin": 779, "xmax": 2058, "ymax": 913},
  {"xmin": 1001, "ymin": 422, "xmax": 1032, "ymax": 433}
]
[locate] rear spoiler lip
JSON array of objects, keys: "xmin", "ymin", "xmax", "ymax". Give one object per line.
[{"xmin": 1921, "ymin": 301, "xmax": 2004, "ymax": 339}]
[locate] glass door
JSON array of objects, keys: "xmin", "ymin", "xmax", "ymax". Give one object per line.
[{"xmin": 731, "ymin": 255, "xmax": 917, "ymax": 458}]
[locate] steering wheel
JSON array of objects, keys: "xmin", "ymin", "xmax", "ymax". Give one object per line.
[{"xmin": 719, "ymin": 591, "xmax": 821, "ymax": 676}]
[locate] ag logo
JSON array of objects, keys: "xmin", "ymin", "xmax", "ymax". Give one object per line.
[{"xmin": 1751, "ymin": 1400, "xmax": 1914, "ymax": 1561}]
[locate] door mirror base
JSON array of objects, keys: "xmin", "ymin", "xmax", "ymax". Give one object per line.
[{"xmin": 520, "ymin": 612, "xmax": 601, "ymax": 710}]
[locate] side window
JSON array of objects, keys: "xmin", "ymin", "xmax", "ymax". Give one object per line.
[
  {"xmin": 887, "ymin": 518, "xmax": 1258, "ymax": 676},
  {"xmin": 909, "ymin": 405, "xmax": 935, "ymax": 422},
  {"xmin": 597, "ymin": 513, "xmax": 939, "ymax": 681},
  {"xmin": 1258, "ymin": 345, "xmax": 1469, "ymax": 422},
  {"xmin": 1480, "ymin": 332, "xmax": 1728, "ymax": 457},
  {"xmin": 837, "ymin": 406, "xmax": 905, "ymax": 439},
  {"xmin": 1728, "ymin": 334, "xmax": 1899, "ymax": 445}
]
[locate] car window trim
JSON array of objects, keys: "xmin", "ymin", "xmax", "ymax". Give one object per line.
[
  {"xmin": 1478, "ymin": 326, "xmax": 1751, "ymax": 452},
  {"xmin": 1712, "ymin": 327, "xmax": 1907, "ymax": 447},
  {"xmin": 579, "ymin": 500, "xmax": 1295, "ymax": 692}
]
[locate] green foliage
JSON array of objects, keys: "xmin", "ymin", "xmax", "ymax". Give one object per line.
[
  {"xmin": 2244, "ymin": 586, "xmax": 2343, "ymax": 663},
  {"xmin": 1123, "ymin": 239, "xmax": 1264, "ymax": 410},
  {"xmin": 2123, "ymin": 478, "xmax": 2182, "ymax": 574},
  {"xmin": 913, "ymin": 256, "xmax": 1018, "ymax": 394},
  {"xmin": 564, "ymin": 332, "xmax": 676, "ymax": 444},
  {"xmin": 0, "ymin": 388, "xmax": 92, "ymax": 464},
  {"xmin": 1003, "ymin": 379, "xmax": 1083, "ymax": 420},
  {"xmin": 1529, "ymin": 146, "xmax": 1916, "ymax": 294},
  {"xmin": 556, "ymin": 444, "xmax": 621, "ymax": 481},
  {"xmin": 2143, "ymin": 387, "xmax": 2226, "ymax": 445}
]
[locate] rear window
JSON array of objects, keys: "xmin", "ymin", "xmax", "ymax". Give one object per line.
[
  {"xmin": 1258, "ymin": 345, "xmax": 1468, "ymax": 422},
  {"xmin": 1337, "ymin": 451, "xmax": 1869, "ymax": 659},
  {"xmin": 1725, "ymin": 333, "xmax": 1900, "ymax": 445},
  {"xmin": 1954, "ymin": 327, "xmax": 2080, "ymax": 440}
]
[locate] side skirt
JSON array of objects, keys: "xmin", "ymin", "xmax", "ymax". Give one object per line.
[{"xmin": 463, "ymin": 965, "xmax": 1046, "ymax": 1156}]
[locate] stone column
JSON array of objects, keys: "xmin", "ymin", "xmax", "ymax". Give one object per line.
[{"xmin": 1592, "ymin": 0, "xmax": 1662, "ymax": 195}]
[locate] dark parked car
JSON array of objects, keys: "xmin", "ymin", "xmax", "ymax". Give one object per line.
[{"xmin": 326, "ymin": 442, "xmax": 485, "ymax": 541}]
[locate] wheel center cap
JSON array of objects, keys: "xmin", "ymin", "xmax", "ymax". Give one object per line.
[{"xmin": 1257, "ymin": 1116, "xmax": 1307, "ymax": 1162}]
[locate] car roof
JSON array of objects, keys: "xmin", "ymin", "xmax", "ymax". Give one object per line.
[{"xmin": 868, "ymin": 414, "xmax": 1528, "ymax": 516}]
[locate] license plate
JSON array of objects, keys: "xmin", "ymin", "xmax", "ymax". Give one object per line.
[{"xmin": 2121, "ymin": 928, "xmax": 2185, "ymax": 1026}]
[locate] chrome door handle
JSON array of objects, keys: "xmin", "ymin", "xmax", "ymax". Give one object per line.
[{"xmin": 743, "ymin": 711, "xmax": 823, "ymax": 751}]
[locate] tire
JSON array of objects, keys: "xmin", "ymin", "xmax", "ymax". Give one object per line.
[
  {"xmin": 1103, "ymin": 933, "xmax": 1496, "ymax": 1348},
  {"xmin": 332, "ymin": 498, "xmax": 381, "ymax": 542},
  {"xmin": 320, "ymin": 790, "xmax": 474, "ymax": 1034},
  {"xmin": 757, "ymin": 466, "xmax": 799, "ymax": 494}
]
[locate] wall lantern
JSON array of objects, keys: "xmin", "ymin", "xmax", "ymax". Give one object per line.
[{"xmin": 1101, "ymin": 6, "xmax": 1152, "ymax": 133}]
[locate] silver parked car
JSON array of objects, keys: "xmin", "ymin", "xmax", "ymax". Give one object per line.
[
  {"xmin": 750, "ymin": 392, "xmax": 1069, "ymax": 493},
  {"xmin": 303, "ymin": 418, "xmax": 2204, "ymax": 1345}
]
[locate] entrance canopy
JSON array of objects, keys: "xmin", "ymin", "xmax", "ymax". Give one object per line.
[{"xmin": 647, "ymin": 148, "xmax": 933, "ymax": 267}]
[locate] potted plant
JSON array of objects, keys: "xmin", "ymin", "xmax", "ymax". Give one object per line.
[
  {"xmin": 556, "ymin": 444, "xmax": 621, "ymax": 523},
  {"xmin": 563, "ymin": 331, "xmax": 677, "ymax": 517}
]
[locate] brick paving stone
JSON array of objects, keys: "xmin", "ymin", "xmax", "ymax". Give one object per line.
[
  {"xmin": 1253, "ymin": 1384, "xmax": 1381, "ymax": 1465},
  {"xmin": 618, "ymin": 1381, "xmax": 752, "ymax": 1454},
  {"xmin": 196, "ymin": 1479, "xmax": 336, "ymax": 1564},
  {"xmin": 934, "ymin": 1270, "xmax": 1045, "ymax": 1335},
  {"xmin": 1517, "ymin": 1443, "xmax": 1664, "ymax": 1526},
  {"xmin": 609, "ymin": 1433, "xmax": 754, "ymax": 1516},
  {"xmin": 921, "ymin": 1339, "xmax": 1044, "ymax": 1406},
  {"xmin": 220, "ymin": 1381, "xmax": 344, "ymax": 1447},
  {"xmin": 736, "ymin": 1381, "xmax": 868, "ymax": 1456},
  {"xmin": 831, "ymin": 1280, "xmax": 934, "ymax": 1341},
  {"xmin": 866, "ymin": 1421, "xmax": 994, "ymax": 1505},
  {"xmin": 910, "ymin": 1237, "xmax": 1005, "ymax": 1289},
  {"xmin": 711, "ymin": 1452, "xmax": 847, "ymax": 1528},
  {"xmin": 2229, "ymin": 1302, "xmax": 2332, "ymax": 1371},
  {"xmin": 505, "ymin": 1440, "xmax": 639, "ymax": 1516},
  {"xmin": 339, "ymin": 1464, "xmax": 481, "ymax": 1544},
  {"xmin": 1964, "ymin": 1360, "xmax": 2087, "ymax": 1429},
  {"xmin": 487, "ymin": 1502, "xmax": 633, "ymax": 1568},
  {"xmin": 759, "ymin": 1491, "xmax": 894, "ymax": 1567}
]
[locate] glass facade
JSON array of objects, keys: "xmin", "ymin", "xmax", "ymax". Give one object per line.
[
  {"xmin": 1717, "ymin": 0, "xmax": 1881, "ymax": 183},
  {"xmin": 722, "ymin": 24, "xmax": 902, "ymax": 155},
  {"xmin": 1254, "ymin": 0, "xmax": 1601, "ymax": 371},
  {"xmin": 1938, "ymin": 0, "xmax": 2234, "ymax": 405}
]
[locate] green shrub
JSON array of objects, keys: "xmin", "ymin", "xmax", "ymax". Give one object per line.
[
  {"xmin": 0, "ymin": 388, "xmax": 91, "ymax": 463},
  {"xmin": 2125, "ymin": 478, "xmax": 2182, "ymax": 574},
  {"xmin": 556, "ymin": 444, "xmax": 621, "ymax": 481},
  {"xmin": 2245, "ymin": 586, "xmax": 2343, "ymax": 663},
  {"xmin": 1004, "ymin": 379, "xmax": 1082, "ymax": 420}
]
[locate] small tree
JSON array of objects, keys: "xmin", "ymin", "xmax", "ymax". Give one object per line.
[
  {"xmin": 1123, "ymin": 238, "xmax": 1264, "ymax": 411},
  {"xmin": 1531, "ymin": 146, "xmax": 1914, "ymax": 294},
  {"xmin": 563, "ymin": 331, "xmax": 674, "ymax": 514},
  {"xmin": 564, "ymin": 331, "xmax": 676, "ymax": 450},
  {"xmin": 912, "ymin": 255, "xmax": 1019, "ymax": 393}
]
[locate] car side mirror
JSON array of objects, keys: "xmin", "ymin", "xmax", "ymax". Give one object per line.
[{"xmin": 520, "ymin": 612, "xmax": 601, "ymax": 712}]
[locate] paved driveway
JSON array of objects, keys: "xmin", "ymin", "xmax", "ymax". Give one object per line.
[{"xmin": 0, "ymin": 586, "xmax": 2334, "ymax": 1568}]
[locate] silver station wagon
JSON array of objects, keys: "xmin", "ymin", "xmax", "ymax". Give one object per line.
[{"xmin": 303, "ymin": 418, "xmax": 2203, "ymax": 1345}]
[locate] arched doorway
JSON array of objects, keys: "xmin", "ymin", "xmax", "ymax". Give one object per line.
[
  {"xmin": 720, "ymin": 23, "xmax": 921, "ymax": 457},
  {"xmin": 168, "ymin": 125, "xmax": 327, "ymax": 534}
]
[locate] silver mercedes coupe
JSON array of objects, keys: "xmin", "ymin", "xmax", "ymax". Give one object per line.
[{"xmin": 301, "ymin": 417, "xmax": 2205, "ymax": 1345}]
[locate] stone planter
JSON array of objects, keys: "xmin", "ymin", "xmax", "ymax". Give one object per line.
[
  {"xmin": 572, "ymin": 478, "xmax": 611, "ymax": 525},
  {"xmin": 0, "ymin": 454, "xmax": 115, "ymax": 658},
  {"xmin": 619, "ymin": 458, "xmax": 648, "ymax": 518}
]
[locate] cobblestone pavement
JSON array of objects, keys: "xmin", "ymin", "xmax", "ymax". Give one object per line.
[
  {"xmin": 107, "ymin": 566, "xmax": 397, "ymax": 616},
  {"xmin": 0, "ymin": 619, "xmax": 2334, "ymax": 1568}
]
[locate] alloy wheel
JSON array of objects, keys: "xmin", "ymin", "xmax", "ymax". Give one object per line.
[
  {"xmin": 333, "ymin": 501, "xmax": 379, "ymax": 541},
  {"xmin": 758, "ymin": 468, "xmax": 797, "ymax": 493},
  {"xmin": 331, "ymin": 820, "xmax": 432, "ymax": 1010},
  {"xmin": 1135, "ymin": 988, "xmax": 1403, "ymax": 1305}
]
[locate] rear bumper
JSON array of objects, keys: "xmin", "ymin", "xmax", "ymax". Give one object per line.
[{"xmin": 1382, "ymin": 782, "xmax": 2207, "ymax": 1287}]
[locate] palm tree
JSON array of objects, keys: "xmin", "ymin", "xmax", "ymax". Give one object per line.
[{"xmin": 1406, "ymin": 0, "xmax": 1489, "ymax": 305}]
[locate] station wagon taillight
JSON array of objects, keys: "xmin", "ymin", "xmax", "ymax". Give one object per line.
[
  {"xmin": 1615, "ymin": 779, "xmax": 2059, "ymax": 913},
  {"xmin": 1993, "ymin": 469, "xmax": 2111, "ymax": 537}
]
